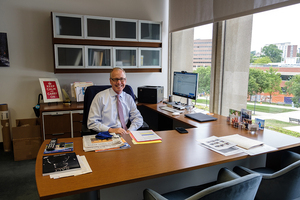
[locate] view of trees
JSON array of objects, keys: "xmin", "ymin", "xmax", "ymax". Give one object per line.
[
  {"xmin": 193, "ymin": 66, "xmax": 211, "ymax": 96},
  {"xmin": 248, "ymin": 68, "xmax": 270, "ymax": 100},
  {"xmin": 264, "ymin": 67, "xmax": 282, "ymax": 103},
  {"xmin": 286, "ymin": 74, "xmax": 300, "ymax": 107},
  {"xmin": 194, "ymin": 64, "xmax": 299, "ymax": 107},
  {"xmin": 251, "ymin": 44, "xmax": 283, "ymax": 64},
  {"xmin": 261, "ymin": 44, "xmax": 283, "ymax": 63}
]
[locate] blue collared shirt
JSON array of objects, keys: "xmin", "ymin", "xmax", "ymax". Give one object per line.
[{"xmin": 87, "ymin": 88, "xmax": 143, "ymax": 132}]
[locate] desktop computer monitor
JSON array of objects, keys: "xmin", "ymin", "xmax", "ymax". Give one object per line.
[{"xmin": 172, "ymin": 71, "xmax": 198, "ymax": 106}]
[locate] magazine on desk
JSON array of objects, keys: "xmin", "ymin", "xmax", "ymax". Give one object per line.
[
  {"xmin": 42, "ymin": 152, "xmax": 81, "ymax": 176},
  {"xmin": 44, "ymin": 142, "xmax": 73, "ymax": 154},
  {"xmin": 198, "ymin": 134, "xmax": 277, "ymax": 156},
  {"xmin": 198, "ymin": 136, "xmax": 244, "ymax": 156},
  {"xmin": 130, "ymin": 130, "xmax": 162, "ymax": 144},
  {"xmin": 82, "ymin": 134, "xmax": 130, "ymax": 152}
]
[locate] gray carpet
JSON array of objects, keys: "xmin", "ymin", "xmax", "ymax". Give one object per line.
[
  {"xmin": 0, "ymin": 145, "xmax": 39, "ymax": 200},
  {"xmin": 0, "ymin": 144, "xmax": 98, "ymax": 200}
]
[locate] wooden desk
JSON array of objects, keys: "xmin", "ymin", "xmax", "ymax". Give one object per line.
[{"xmin": 35, "ymin": 103, "xmax": 300, "ymax": 200}]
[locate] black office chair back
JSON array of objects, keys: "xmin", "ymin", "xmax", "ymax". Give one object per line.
[{"xmin": 82, "ymin": 85, "xmax": 136, "ymax": 128}]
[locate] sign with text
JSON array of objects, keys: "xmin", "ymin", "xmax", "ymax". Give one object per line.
[{"xmin": 39, "ymin": 78, "xmax": 63, "ymax": 103}]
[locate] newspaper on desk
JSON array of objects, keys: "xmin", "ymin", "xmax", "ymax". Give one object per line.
[
  {"xmin": 198, "ymin": 136, "xmax": 244, "ymax": 156},
  {"xmin": 83, "ymin": 133, "xmax": 127, "ymax": 152},
  {"xmin": 198, "ymin": 135, "xmax": 277, "ymax": 156}
]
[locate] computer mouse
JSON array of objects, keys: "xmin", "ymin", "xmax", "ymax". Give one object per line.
[{"xmin": 172, "ymin": 112, "xmax": 180, "ymax": 116}]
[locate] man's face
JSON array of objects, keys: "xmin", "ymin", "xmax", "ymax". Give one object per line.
[{"xmin": 110, "ymin": 69, "xmax": 126, "ymax": 94}]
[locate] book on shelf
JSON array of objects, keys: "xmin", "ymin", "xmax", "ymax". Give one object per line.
[
  {"xmin": 71, "ymin": 81, "xmax": 93, "ymax": 102},
  {"xmin": 129, "ymin": 130, "xmax": 162, "ymax": 144},
  {"xmin": 82, "ymin": 133, "xmax": 130, "ymax": 152},
  {"xmin": 42, "ymin": 152, "xmax": 81, "ymax": 176},
  {"xmin": 44, "ymin": 142, "xmax": 73, "ymax": 154}
]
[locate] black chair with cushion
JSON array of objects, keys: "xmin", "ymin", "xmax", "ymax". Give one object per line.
[
  {"xmin": 234, "ymin": 150, "xmax": 300, "ymax": 200},
  {"xmin": 143, "ymin": 167, "xmax": 262, "ymax": 200},
  {"xmin": 81, "ymin": 85, "xmax": 149, "ymax": 136}
]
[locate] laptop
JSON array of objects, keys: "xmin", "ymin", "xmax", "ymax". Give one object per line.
[{"xmin": 185, "ymin": 112, "xmax": 217, "ymax": 122}]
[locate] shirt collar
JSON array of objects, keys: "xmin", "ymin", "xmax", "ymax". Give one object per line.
[{"xmin": 109, "ymin": 87, "xmax": 124, "ymax": 98}]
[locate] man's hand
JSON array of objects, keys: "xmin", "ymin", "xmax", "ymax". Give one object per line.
[{"xmin": 108, "ymin": 127, "xmax": 129, "ymax": 135}]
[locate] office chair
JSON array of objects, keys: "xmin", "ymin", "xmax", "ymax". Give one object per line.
[
  {"xmin": 234, "ymin": 150, "xmax": 300, "ymax": 200},
  {"xmin": 81, "ymin": 85, "xmax": 149, "ymax": 136},
  {"xmin": 143, "ymin": 167, "xmax": 262, "ymax": 200}
]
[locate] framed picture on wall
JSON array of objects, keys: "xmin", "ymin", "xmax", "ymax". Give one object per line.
[
  {"xmin": 0, "ymin": 32, "xmax": 10, "ymax": 67},
  {"xmin": 39, "ymin": 78, "xmax": 63, "ymax": 103}
]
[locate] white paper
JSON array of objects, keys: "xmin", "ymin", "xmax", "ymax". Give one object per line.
[
  {"xmin": 130, "ymin": 130, "xmax": 161, "ymax": 142},
  {"xmin": 198, "ymin": 136, "xmax": 244, "ymax": 156},
  {"xmin": 220, "ymin": 134, "xmax": 264, "ymax": 150},
  {"xmin": 50, "ymin": 155, "xmax": 92, "ymax": 179},
  {"xmin": 82, "ymin": 134, "xmax": 125, "ymax": 152}
]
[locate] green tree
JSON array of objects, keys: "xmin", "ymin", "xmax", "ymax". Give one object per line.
[
  {"xmin": 286, "ymin": 74, "xmax": 300, "ymax": 107},
  {"xmin": 264, "ymin": 67, "xmax": 282, "ymax": 103},
  {"xmin": 253, "ymin": 56, "xmax": 272, "ymax": 64},
  {"xmin": 250, "ymin": 51, "xmax": 256, "ymax": 63},
  {"xmin": 193, "ymin": 66, "xmax": 211, "ymax": 95},
  {"xmin": 248, "ymin": 68, "xmax": 270, "ymax": 98},
  {"xmin": 261, "ymin": 44, "xmax": 283, "ymax": 63}
]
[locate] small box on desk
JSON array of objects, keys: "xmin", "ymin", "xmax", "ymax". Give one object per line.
[
  {"xmin": 138, "ymin": 86, "xmax": 164, "ymax": 104},
  {"xmin": 12, "ymin": 118, "xmax": 42, "ymax": 161}
]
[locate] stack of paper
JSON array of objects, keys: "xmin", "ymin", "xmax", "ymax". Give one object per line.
[
  {"xmin": 50, "ymin": 155, "xmax": 92, "ymax": 179},
  {"xmin": 130, "ymin": 130, "xmax": 162, "ymax": 144},
  {"xmin": 82, "ymin": 134, "xmax": 130, "ymax": 152},
  {"xmin": 42, "ymin": 152, "xmax": 92, "ymax": 179},
  {"xmin": 198, "ymin": 134, "xmax": 277, "ymax": 156},
  {"xmin": 71, "ymin": 82, "xmax": 93, "ymax": 102},
  {"xmin": 198, "ymin": 136, "xmax": 244, "ymax": 156}
]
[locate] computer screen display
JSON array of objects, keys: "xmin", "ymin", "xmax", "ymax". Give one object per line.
[{"xmin": 172, "ymin": 71, "xmax": 198, "ymax": 100}]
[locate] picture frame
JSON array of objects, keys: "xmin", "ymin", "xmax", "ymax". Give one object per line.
[
  {"xmin": 0, "ymin": 32, "xmax": 10, "ymax": 67},
  {"xmin": 39, "ymin": 78, "xmax": 63, "ymax": 103}
]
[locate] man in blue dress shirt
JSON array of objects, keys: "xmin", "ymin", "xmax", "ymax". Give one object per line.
[{"xmin": 88, "ymin": 67, "xmax": 143, "ymax": 134}]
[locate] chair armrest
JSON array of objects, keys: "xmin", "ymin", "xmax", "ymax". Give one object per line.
[
  {"xmin": 217, "ymin": 168, "xmax": 240, "ymax": 183},
  {"xmin": 139, "ymin": 121, "xmax": 150, "ymax": 130},
  {"xmin": 281, "ymin": 151, "xmax": 300, "ymax": 168},
  {"xmin": 143, "ymin": 189, "xmax": 168, "ymax": 200},
  {"xmin": 233, "ymin": 166, "xmax": 258, "ymax": 176}
]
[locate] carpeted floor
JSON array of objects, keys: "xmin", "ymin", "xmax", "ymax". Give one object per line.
[
  {"xmin": 0, "ymin": 144, "xmax": 98, "ymax": 200},
  {"xmin": 0, "ymin": 145, "xmax": 39, "ymax": 200}
]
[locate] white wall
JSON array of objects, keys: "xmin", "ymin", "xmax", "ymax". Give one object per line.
[{"xmin": 0, "ymin": 0, "xmax": 169, "ymax": 142}]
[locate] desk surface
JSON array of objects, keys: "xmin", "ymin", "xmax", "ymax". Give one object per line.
[{"xmin": 35, "ymin": 103, "xmax": 300, "ymax": 200}]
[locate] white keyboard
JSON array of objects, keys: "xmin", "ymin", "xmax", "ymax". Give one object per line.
[{"xmin": 160, "ymin": 106, "xmax": 184, "ymax": 113}]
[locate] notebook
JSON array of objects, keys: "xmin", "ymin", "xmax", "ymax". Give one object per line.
[{"xmin": 185, "ymin": 112, "xmax": 217, "ymax": 122}]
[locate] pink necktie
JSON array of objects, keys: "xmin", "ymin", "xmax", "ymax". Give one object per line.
[{"xmin": 117, "ymin": 94, "xmax": 127, "ymax": 130}]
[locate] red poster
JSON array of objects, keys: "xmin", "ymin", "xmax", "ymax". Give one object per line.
[{"xmin": 43, "ymin": 81, "xmax": 59, "ymax": 99}]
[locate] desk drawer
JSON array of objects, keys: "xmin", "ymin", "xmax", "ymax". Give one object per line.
[
  {"xmin": 72, "ymin": 112, "xmax": 83, "ymax": 122},
  {"xmin": 45, "ymin": 132, "xmax": 71, "ymax": 139},
  {"xmin": 43, "ymin": 112, "xmax": 71, "ymax": 135}
]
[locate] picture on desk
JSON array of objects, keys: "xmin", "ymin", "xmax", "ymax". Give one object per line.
[
  {"xmin": 255, "ymin": 118, "xmax": 265, "ymax": 130},
  {"xmin": 241, "ymin": 108, "xmax": 252, "ymax": 121},
  {"xmin": 229, "ymin": 109, "xmax": 241, "ymax": 124}
]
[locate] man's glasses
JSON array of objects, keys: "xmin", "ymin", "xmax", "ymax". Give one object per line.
[{"xmin": 110, "ymin": 78, "xmax": 126, "ymax": 82}]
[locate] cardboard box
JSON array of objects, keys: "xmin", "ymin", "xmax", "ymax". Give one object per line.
[{"xmin": 12, "ymin": 118, "xmax": 42, "ymax": 161}]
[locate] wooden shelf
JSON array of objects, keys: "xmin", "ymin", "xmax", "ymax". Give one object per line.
[
  {"xmin": 53, "ymin": 38, "xmax": 162, "ymax": 48},
  {"xmin": 54, "ymin": 68, "xmax": 162, "ymax": 74}
]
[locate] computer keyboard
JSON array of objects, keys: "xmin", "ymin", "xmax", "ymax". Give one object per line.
[{"xmin": 160, "ymin": 106, "xmax": 184, "ymax": 113}]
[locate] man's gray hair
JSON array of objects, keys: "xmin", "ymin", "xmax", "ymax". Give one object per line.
[{"xmin": 110, "ymin": 67, "xmax": 126, "ymax": 78}]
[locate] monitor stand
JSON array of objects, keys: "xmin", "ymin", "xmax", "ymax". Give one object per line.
[{"xmin": 167, "ymin": 98, "xmax": 193, "ymax": 110}]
